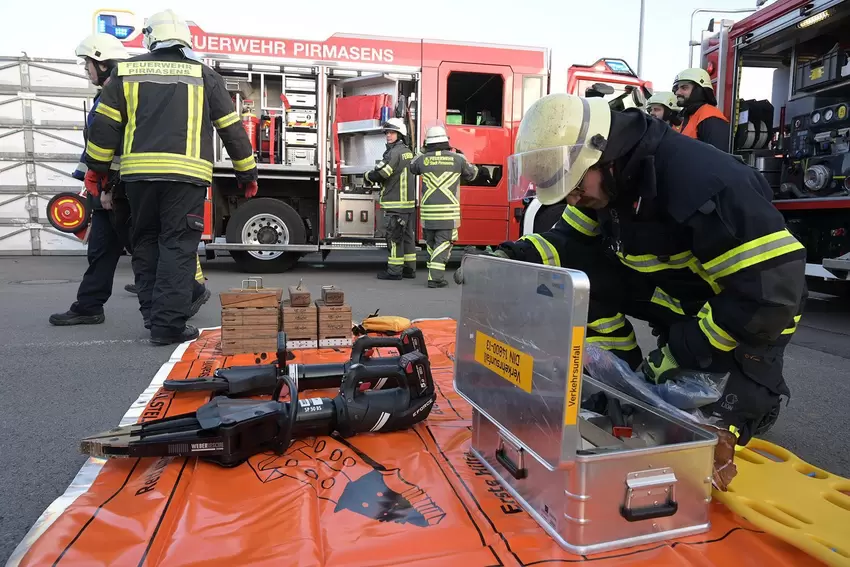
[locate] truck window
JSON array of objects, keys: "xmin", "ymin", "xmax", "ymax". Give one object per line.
[
  {"xmin": 576, "ymin": 79, "xmax": 647, "ymax": 110},
  {"xmin": 522, "ymin": 76, "xmax": 544, "ymax": 117},
  {"xmin": 446, "ymin": 71, "xmax": 504, "ymax": 126}
]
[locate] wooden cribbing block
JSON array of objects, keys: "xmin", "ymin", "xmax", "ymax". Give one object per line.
[
  {"xmin": 221, "ymin": 325, "xmax": 279, "ymax": 340},
  {"xmin": 222, "ymin": 338, "xmax": 278, "ymax": 355},
  {"xmin": 288, "ymin": 285, "xmax": 311, "ymax": 307},
  {"xmin": 219, "ymin": 287, "xmax": 282, "ymax": 308},
  {"xmin": 221, "ymin": 307, "xmax": 280, "ymax": 327},
  {"xmin": 320, "ymin": 285, "xmax": 345, "ymax": 306}
]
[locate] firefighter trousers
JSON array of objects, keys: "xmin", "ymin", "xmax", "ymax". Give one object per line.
[
  {"xmin": 384, "ymin": 211, "xmax": 416, "ymax": 275},
  {"xmin": 70, "ymin": 208, "xmax": 127, "ymax": 316},
  {"xmin": 557, "ymin": 238, "xmax": 784, "ymax": 445},
  {"xmin": 127, "ymin": 181, "xmax": 206, "ymax": 337},
  {"xmin": 424, "ymin": 228, "xmax": 456, "ymax": 282}
]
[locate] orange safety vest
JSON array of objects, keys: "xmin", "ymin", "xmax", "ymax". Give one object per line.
[{"xmin": 680, "ymin": 104, "xmax": 728, "ymax": 140}]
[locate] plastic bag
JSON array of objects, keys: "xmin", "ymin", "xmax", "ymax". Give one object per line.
[{"xmin": 583, "ymin": 345, "xmax": 727, "ymax": 425}]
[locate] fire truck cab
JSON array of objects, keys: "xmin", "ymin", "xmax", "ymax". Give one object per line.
[
  {"xmin": 696, "ymin": 0, "xmax": 850, "ymax": 293},
  {"xmin": 518, "ymin": 58, "xmax": 653, "ymax": 236}
]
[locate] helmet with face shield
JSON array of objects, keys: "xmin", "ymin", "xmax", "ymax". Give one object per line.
[{"xmin": 508, "ymin": 93, "xmax": 611, "ymax": 205}]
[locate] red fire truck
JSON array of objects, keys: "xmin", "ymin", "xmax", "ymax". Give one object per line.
[
  {"xmin": 695, "ymin": 0, "xmax": 850, "ymax": 294},
  {"xmin": 44, "ymin": 10, "xmax": 651, "ymax": 273}
]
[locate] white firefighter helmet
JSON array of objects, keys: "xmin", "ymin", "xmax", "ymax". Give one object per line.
[
  {"xmin": 424, "ymin": 125, "xmax": 449, "ymax": 146},
  {"xmin": 142, "ymin": 9, "xmax": 193, "ymax": 50},
  {"xmin": 382, "ymin": 118, "xmax": 408, "ymax": 138},
  {"xmin": 646, "ymin": 91, "xmax": 680, "ymax": 111},
  {"xmin": 673, "ymin": 68, "xmax": 713, "ymax": 92},
  {"xmin": 75, "ymin": 33, "xmax": 130, "ymax": 62},
  {"xmin": 508, "ymin": 93, "xmax": 611, "ymax": 205}
]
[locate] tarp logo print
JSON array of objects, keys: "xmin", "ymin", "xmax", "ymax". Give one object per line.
[{"xmin": 248, "ymin": 434, "xmax": 447, "ymax": 527}]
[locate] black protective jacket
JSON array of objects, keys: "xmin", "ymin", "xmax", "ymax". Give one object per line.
[
  {"xmin": 84, "ymin": 48, "xmax": 257, "ymax": 186},
  {"xmin": 501, "ymin": 110, "xmax": 806, "ymax": 395},
  {"xmin": 365, "ymin": 139, "xmax": 415, "ymax": 213}
]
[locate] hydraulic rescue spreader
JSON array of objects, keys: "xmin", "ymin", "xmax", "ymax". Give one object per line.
[{"xmin": 80, "ymin": 328, "xmax": 435, "ymax": 467}]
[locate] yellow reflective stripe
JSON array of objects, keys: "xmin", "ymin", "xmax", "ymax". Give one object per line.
[
  {"xmin": 213, "ymin": 112, "xmax": 240, "ymax": 129},
  {"xmin": 85, "ymin": 141, "xmax": 114, "ymax": 162},
  {"xmin": 404, "ymin": 254, "xmax": 417, "ymax": 261},
  {"xmin": 451, "ymin": 229, "xmax": 458, "ymax": 241},
  {"xmin": 122, "ymin": 154, "xmax": 212, "ymax": 173},
  {"xmin": 698, "ymin": 303, "xmax": 738, "ymax": 351},
  {"xmin": 186, "ymin": 84, "xmax": 203, "ymax": 159},
  {"xmin": 195, "ymin": 255, "xmax": 205, "ymax": 282},
  {"xmin": 427, "ymin": 262, "xmax": 446, "ymax": 270},
  {"xmin": 562, "ymin": 205, "xmax": 600, "ymax": 237},
  {"xmin": 650, "ymin": 287, "xmax": 685, "ymax": 315},
  {"xmin": 381, "ymin": 164, "xmax": 394, "ymax": 177},
  {"xmin": 781, "ymin": 314, "xmax": 802, "ymax": 335},
  {"xmin": 588, "ymin": 313, "xmax": 626, "ymax": 334},
  {"xmin": 380, "ymin": 201, "xmax": 415, "ymax": 208},
  {"xmin": 586, "ymin": 332, "xmax": 638, "ymax": 351},
  {"xmin": 703, "ymin": 229, "xmax": 805, "ymax": 280},
  {"xmin": 400, "ymin": 167, "xmax": 407, "ymax": 203},
  {"xmin": 688, "ymin": 258, "xmax": 723, "ymax": 295},
  {"xmin": 232, "ymin": 154, "xmax": 257, "ymax": 172},
  {"xmin": 94, "ymin": 103, "xmax": 122, "ymax": 123},
  {"xmin": 519, "ymin": 234, "xmax": 561, "ymax": 266},
  {"xmin": 422, "ymin": 171, "xmax": 461, "ymax": 205},
  {"xmin": 123, "ymin": 82, "xmax": 138, "ymax": 155},
  {"xmin": 431, "ymin": 241, "xmax": 452, "ymax": 259},
  {"xmin": 616, "ymin": 250, "xmax": 693, "ymax": 272}
]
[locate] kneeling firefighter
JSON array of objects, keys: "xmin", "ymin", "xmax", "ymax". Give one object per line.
[
  {"xmin": 365, "ymin": 118, "xmax": 417, "ymax": 280},
  {"xmin": 409, "ymin": 126, "xmax": 488, "ymax": 288},
  {"xmin": 645, "ymin": 91, "xmax": 682, "ymax": 131},
  {"xmin": 457, "ymin": 93, "xmax": 806, "ymax": 447}
]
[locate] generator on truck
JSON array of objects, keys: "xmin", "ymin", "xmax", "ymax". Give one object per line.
[
  {"xmin": 517, "ymin": 58, "xmax": 654, "ymax": 235},
  {"xmin": 695, "ymin": 0, "xmax": 850, "ymax": 293}
]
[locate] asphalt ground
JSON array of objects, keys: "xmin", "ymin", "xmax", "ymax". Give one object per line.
[{"xmin": 2, "ymin": 251, "xmax": 850, "ymax": 562}]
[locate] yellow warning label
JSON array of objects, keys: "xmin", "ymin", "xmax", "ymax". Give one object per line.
[
  {"xmin": 474, "ymin": 331, "xmax": 534, "ymax": 393},
  {"xmin": 564, "ymin": 326, "xmax": 584, "ymax": 425},
  {"xmin": 809, "ymin": 66, "xmax": 824, "ymax": 81},
  {"xmin": 838, "ymin": 105, "xmax": 847, "ymax": 120}
]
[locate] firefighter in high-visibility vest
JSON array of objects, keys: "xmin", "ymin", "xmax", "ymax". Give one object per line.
[
  {"xmin": 673, "ymin": 68, "xmax": 730, "ymax": 152},
  {"xmin": 645, "ymin": 91, "xmax": 682, "ymax": 132},
  {"xmin": 409, "ymin": 126, "xmax": 487, "ymax": 287},
  {"xmin": 365, "ymin": 118, "xmax": 417, "ymax": 280},
  {"xmin": 83, "ymin": 9, "xmax": 257, "ymax": 345}
]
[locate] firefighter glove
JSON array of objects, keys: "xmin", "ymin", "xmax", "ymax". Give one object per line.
[
  {"xmin": 453, "ymin": 246, "xmax": 509, "ymax": 285},
  {"xmin": 100, "ymin": 190, "xmax": 114, "ymax": 210},
  {"xmin": 84, "ymin": 170, "xmax": 108, "ymax": 198},
  {"xmin": 241, "ymin": 180, "xmax": 259, "ymax": 199},
  {"xmin": 640, "ymin": 345, "xmax": 680, "ymax": 384}
]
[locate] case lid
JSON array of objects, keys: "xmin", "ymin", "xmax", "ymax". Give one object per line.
[{"xmin": 453, "ymin": 254, "xmax": 590, "ymax": 470}]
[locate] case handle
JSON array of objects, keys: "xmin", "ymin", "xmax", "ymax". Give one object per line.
[
  {"xmin": 620, "ymin": 468, "xmax": 679, "ymax": 522},
  {"xmin": 495, "ymin": 438, "xmax": 528, "ymax": 480}
]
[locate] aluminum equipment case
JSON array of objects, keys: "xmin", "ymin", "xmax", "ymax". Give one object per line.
[{"xmin": 453, "ymin": 254, "xmax": 718, "ymax": 554}]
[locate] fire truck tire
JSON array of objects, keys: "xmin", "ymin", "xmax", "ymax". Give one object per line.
[
  {"xmin": 226, "ymin": 198, "xmax": 306, "ymax": 273},
  {"xmin": 532, "ymin": 203, "xmax": 567, "ymax": 234}
]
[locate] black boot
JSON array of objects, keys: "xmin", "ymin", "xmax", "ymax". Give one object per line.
[
  {"xmin": 150, "ymin": 324, "xmax": 200, "ymax": 346},
  {"xmin": 377, "ymin": 270, "xmax": 402, "ymax": 280},
  {"xmin": 125, "ymin": 283, "xmax": 138, "ymax": 295},
  {"xmin": 49, "ymin": 310, "xmax": 105, "ymax": 326},
  {"xmin": 402, "ymin": 267, "xmax": 416, "ymax": 279},
  {"xmin": 427, "ymin": 280, "xmax": 449, "ymax": 289},
  {"xmin": 189, "ymin": 286, "xmax": 212, "ymax": 318}
]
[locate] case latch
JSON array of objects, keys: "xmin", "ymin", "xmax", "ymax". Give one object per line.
[{"xmin": 621, "ymin": 468, "xmax": 678, "ymax": 522}]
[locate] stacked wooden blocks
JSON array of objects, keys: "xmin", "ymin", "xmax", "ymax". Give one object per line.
[
  {"xmin": 220, "ymin": 281, "xmax": 282, "ymax": 355},
  {"xmin": 281, "ymin": 284, "xmax": 317, "ymax": 348},
  {"xmin": 317, "ymin": 285, "xmax": 352, "ymax": 347}
]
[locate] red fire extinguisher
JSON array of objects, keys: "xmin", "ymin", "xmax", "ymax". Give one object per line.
[{"xmin": 241, "ymin": 100, "xmax": 259, "ymax": 153}]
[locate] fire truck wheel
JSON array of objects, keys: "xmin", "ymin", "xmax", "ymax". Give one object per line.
[
  {"xmin": 533, "ymin": 203, "xmax": 567, "ymax": 234},
  {"xmin": 226, "ymin": 198, "xmax": 306, "ymax": 273}
]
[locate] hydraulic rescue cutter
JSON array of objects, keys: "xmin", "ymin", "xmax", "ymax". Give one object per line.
[
  {"xmin": 80, "ymin": 339, "xmax": 435, "ymax": 467},
  {"xmin": 161, "ymin": 327, "xmax": 428, "ymax": 397}
]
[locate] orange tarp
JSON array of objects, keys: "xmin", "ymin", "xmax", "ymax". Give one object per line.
[{"xmin": 18, "ymin": 319, "xmax": 822, "ymax": 566}]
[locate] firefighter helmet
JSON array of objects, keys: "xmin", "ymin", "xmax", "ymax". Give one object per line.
[
  {"xmin": 142, "ymin": 9, "xmax": 193, "ymax": 50},
  {"xmin": 75, "ymin": 33, "xmax": 130, "ymax": 62},
  {"xmin": 424, "ymin": 125, "xmax": 449, "ymax": 146},
  {"xmin": 673, "ymin": 68, "xmax": 713, "ymax": 92},
  {"xmin": 382, "ymin": 118, "xmax": 408, "ymax": 138},
  {"xmin": 508, "ymin": 93, "xmax": 611, "ymax": 205},
  {"xmin": 646, "ymin": 91, "xmax": 680, "ymax": 111}
]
